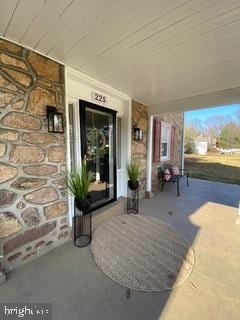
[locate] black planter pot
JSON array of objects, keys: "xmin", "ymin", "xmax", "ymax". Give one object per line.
[
  {"xmin": 75, "ymin": 195, "xmax": 91, "ymax": 212},
  {"xmin": 128, "ymin": 180, "xmax": 139, "ymax": 191}
]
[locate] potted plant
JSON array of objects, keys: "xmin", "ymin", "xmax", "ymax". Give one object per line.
[
  {"xmin": 127, "ymin": 161, "xmax": 140, "ymax": 190},
  {"xmin": 67, "ymin": 165, "xmax": 92, "ymax": 212}
]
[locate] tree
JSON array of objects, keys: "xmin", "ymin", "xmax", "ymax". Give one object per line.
[
  {"xmin": 186, "ymin": 118, "xmax": 204, "ymax": 134},
  {"xmin": 204, "ymin": 115, "xmax": 229, "ymax": 140},
  {"xmin": 219, "ymin": 123, "xmax": 240, "ymax": 148},
  {"xmin": 234, "ymin": 109, "xmax": 240, "ymax": 124},
  {"xmin": 184, "ymin": 127, "xmax": 198, "ymax": 154}
]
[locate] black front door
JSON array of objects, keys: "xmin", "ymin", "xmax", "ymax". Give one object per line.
[{"xmin": 80, "ymin": 100, "xmax": 117, "ymax": 210}]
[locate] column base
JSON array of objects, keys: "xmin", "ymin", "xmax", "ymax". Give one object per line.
[{"xmin": 145, "ymin": 191, "xmax": 154, "ymax": 199}]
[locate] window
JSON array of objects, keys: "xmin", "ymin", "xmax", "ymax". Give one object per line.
[
  {"xmin": 160, "ymin": 122, "xmax": 171, "ymax": 161},
  {"xmin": 153, "ymin": 120, "xmax": 174, "ymax": 162}
]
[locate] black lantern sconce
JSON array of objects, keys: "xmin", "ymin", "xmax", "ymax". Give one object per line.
[
  {"xmin": 133, "ymin": 126, "xmax": 143, "ymax": 141},
  {"xmin": 47, "ymin": 106, "xmax": 64, "ymax": 133}
]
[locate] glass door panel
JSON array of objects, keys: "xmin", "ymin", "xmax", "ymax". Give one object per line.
[{"xmin": 80, "ymin": 101, "xmax": 116, "ymax": 209}]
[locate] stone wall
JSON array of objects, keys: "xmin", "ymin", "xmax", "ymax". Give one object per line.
[
  {"xmin": 131, "ymin": 100, "xmax": 148, "ymax": 198},
  {"xmin": 0, "ymin": 39, "xmax": 69, "ymax": 271},
  {"xmin": 152, "ymin": 112, "xmax": 184, "ymax": 190}
]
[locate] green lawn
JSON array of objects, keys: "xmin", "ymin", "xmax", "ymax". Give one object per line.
[{"xmin": 184, "ymin": 152, "xmax": 240, "ymax": 185}]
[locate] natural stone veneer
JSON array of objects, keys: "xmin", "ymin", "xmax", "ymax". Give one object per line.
[
  {"xmin": 1, "ymin": 67, "xmax": 32, "ymax": 88},
  {"xmin": 23, "ymin": 132, "xmax": 57, "ymax": 145},
  {"xmin": 0, "ymin": 40, "xmax": 22, "ymax": 55},
  {"xmin": 0, "ymin": 53, "xmax": 28, "ymax": 70},
  {"xmin": 21, "ymin": 208, "xmax": 41, "ymax": 227},
  {"xmin": 3, "ymin": 222, "xmax": 57, "ymax": 254},
  {"xmin": 10, "ymin": 145, "xmax": 45, "ymax": 163},
  {"xmin": 44, "ymin": 201, "xmax": 68, "ymax": 220},
  {"xmin": 0, "ymin": 212, "xmax": 22, "ymax": 238},
  {"xmin": 0, "ymin": 163, "xmax": 18, "ymax": 183},
  {"xmin": 16, "ymin": 202, "xmax": 25, "ymax": 209},
  {"xmin": 0, "ymin": 128, "xmax": 18, "ymax": 141},
  {"xmin": 27, "ymin": 51, "xmax": 60, "ymax": 82},
  {"xmin": 1, "ymin": 112, "xmax": 41, "ymax": 130},
  {"xmin": 24, "ymin": 187, "xmax": 59, "ymax": 205},
  {"xmin": 48, "ymin": 146, "xmax": 65, "ymax": 162},
  {"xmin": 0, "ymin": 92, "xmax": 15, "ymax": 107},
  {"xmin": 131, "ymin": 100, "xmax": 148, "ymax": 199},
  {"xmin": 23, "ymin": 164, "xmax": 58, "ymax": 176},
  {"xmin": 12, "ymin": 99, "xmax": 25, "ymax": 110},
  {"xmin": 53, "ymin": 178, "xmax": 66, "ymax": 190},
  {"xmin": 0, "ymin": 189, "xmax": 17, "ymax": 207},
  {"xmin": 7, "ymin": 252, "xmax": 22, "ymax": 262},
  {"xmin": 27, "ymin": 87, "xmax": 56, "ymax": 115},
  {"xmin": 0, "ymin": 39, "xmax": 68, "ymax": 271},
  {"xmin": 11, "ymin": 177, "xmax": 46, "ymax": 190},
  {"xmin": 0, "ymin": 143, "xmax": 6, "ymax": 157}
]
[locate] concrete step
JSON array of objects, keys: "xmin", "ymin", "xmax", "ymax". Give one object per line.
[{"xmin": 92, "ymin": 197, "xmax": 126, "ymax": 230}]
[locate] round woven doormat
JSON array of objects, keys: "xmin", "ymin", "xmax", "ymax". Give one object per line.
[{"xmin": 91, "ymin": 214, "xmax": 195, "ymax": 292}]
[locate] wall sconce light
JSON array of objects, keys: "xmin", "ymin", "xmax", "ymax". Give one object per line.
[
  {"xmin": 47, "ymin": 106, "xmax": 64, "ymax": 133},
  {"xmin": 133, "ymin": 126, "xmax": 143, "ymax": 141}
]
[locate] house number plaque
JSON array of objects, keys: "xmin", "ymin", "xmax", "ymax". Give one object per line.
[{"xmin": 91, "ymin": 90, "xmax": 107, "ymax": 104}]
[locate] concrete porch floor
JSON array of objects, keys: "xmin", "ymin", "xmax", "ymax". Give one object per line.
[{"xmin": 1, "ymin": 178, "xmax": 240, "ymax": 320}]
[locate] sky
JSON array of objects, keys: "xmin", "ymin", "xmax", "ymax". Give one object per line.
[{"xmin": 185, "ymin": 104, "xmax": 240, "ymax": 125}]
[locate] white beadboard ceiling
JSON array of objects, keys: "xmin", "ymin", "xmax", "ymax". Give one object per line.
[{"xmin": 1, "ymin": 0, "xmax": 240, "ymax": 111}]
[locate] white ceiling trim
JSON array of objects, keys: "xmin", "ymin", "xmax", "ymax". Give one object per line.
[{"xmin": 148, "ymin": 87, "xmax": 240, "ymax": 114}]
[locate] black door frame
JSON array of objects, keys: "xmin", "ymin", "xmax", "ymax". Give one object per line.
[{"xmin": 79, "ymin": 100, "xmax": 117, "ymax": 211}]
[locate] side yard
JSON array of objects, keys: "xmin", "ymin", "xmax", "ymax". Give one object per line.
[{"xmin": 184, "ymin": 152, "xmax": 240, "ymax": 185}]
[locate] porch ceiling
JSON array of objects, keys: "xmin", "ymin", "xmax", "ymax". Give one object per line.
[{"xmin": 1, "ymin": 0, "xmax": 240, "ymax": 110}]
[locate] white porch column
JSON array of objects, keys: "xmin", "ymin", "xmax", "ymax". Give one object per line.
[
  {"xmin": 181, "ymin": 113, "xmax": 185, "ymax": 170},
  {"xmin": 146, "ymin": 115, "xmax": 154, "ymax": 197}
]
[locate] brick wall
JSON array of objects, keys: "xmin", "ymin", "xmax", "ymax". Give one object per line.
[
  {"xmin": 0, "ymin": 39, "xmax": 69, "ymax": 271},
  {"xmin": 152, "ymin": 112, "xmax": 184, "ymax": 190}
]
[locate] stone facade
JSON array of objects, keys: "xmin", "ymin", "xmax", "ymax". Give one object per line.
[
  {"xmin": 131, "ymin": 100, "xmax": 148, "ymax": 198},
  {"xmin": 152, "ymin": 112, "xmax": 184, "ymax": 190},
  {"xmin": 0, "ymin": 39, "xmax": 69, "ymax": 271}
]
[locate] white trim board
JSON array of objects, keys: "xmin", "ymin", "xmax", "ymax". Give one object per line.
[
  {"xmin": 66, "ymin": 66, "xmax": 131, "ymax": 103},
  {"xmin": 65, "ymin": 67, "xmax": 132, "ymax": 203}
]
